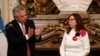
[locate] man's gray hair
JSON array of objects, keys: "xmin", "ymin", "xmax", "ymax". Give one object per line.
[{"xmin": 13, "ymin": 5, "xmax": 26, "ymax": 17}]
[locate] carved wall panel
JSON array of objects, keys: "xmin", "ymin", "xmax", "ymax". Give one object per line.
[
  {"xmin": 88, "ymin": 0, "xmax": 100, "ymax": 14},
  {"xmin": 53, "ymin": 0, "xmax": 92, "ymax": 12},
  {"xmin": 19, "ymin": 0, "xmax": 100, "ymax": 15},
  {"xmin": 19, "ymin": 0, "xmax": 60, "ymax": 18}
]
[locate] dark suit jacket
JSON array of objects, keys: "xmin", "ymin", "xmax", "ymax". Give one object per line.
[{"xmin": 6, "ymin": 19, "xmax": 41, "ymax": 56}]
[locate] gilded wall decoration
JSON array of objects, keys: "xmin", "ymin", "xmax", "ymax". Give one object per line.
[
  {"xmin": 19, "ymin": 0, "xmax": 60, "ymax": 17},
  {"xmin": 88, "ymin": 0, "xmax": 100, "ymax": 14}
]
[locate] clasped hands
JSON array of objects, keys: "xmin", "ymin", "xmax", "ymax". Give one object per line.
[{"xmin": 27, "ymin": 27, "xmax": 42, "ymax": 38}]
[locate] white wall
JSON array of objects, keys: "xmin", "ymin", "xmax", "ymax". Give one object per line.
[{"xmin": 0, "ymin": 0, "xmax": 9, "ymax": 25}]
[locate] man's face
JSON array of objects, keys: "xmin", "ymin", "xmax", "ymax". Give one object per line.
[{"xmin": 16, "ymin": 10, "xmax": 27, "ymax": 24}]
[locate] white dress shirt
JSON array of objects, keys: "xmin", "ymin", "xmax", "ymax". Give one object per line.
[
  {"xmin": 18, "ymin": 22, "xmax": 40, "ymax": 40},
  {"xmin": 60, "ymin": 29, "xmax": 90, "ymax": 56},
  {"xmin": 18, "ymin": 22, "xmax": 29, "ymax": 40}
]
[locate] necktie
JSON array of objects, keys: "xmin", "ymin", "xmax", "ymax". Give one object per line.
[
  {"xmin": 27, "ymin": 44, "xmax": 31, "ymax": 56},
  {"xmin": 21, "ymin": 24, "xmax": 26, "ymax": 35},
  {"xmin": 21, "ymin": 24, "xmax": 31, "ymax": 56}
]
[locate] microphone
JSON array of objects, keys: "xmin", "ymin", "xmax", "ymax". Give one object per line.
[
  {"xmin": 75, "ymin": 32, "xmax": 80, "ymax": 36},
  {"xmin": 0, "ymin": 24, "xmax": 13, "ymax": 33}
]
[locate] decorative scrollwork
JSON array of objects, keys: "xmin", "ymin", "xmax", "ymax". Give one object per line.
[
  {"xmin": 19, "ymin": 0, "xmax": 60, "ymax": 17},
  {"xmin": 88, "ymin": 0, "xmax": 100, "ymax": 14}
]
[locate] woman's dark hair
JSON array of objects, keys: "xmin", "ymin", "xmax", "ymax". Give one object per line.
[{"xmin": 66, "ymin": 13, "xmax": 86, "ymax": 34}]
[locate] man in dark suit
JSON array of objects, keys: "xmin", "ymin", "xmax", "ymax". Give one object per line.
[{"xmin": 5, "ymin": 5, "xmax": 42, "ymax": 56}]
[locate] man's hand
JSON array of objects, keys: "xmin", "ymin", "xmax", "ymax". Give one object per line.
[
  {"xmin": 35, "ymin": 27, "xmax": 42, "ymax": 36},
  {"xmin": 27, "ymin": 27, "xmax": 34, "ymax": 38}
]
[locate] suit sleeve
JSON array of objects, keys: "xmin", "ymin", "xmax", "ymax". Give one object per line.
[{"xmin": 5, "ymin": 25, "xmax": 27, "ymax": 46}]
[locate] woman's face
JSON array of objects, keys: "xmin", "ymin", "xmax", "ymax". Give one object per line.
[{"xmin": 68, "ymin": 16, "xmax": 77, "ymax": 29}]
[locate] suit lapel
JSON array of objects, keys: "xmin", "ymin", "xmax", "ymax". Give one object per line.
[
  {"xmin": 25, "ymin": 22, "xmax": 28, "ymax": 34},
  {"xmin": 13, "ymin": 20, "xmax": 23, "ymax": 35}
]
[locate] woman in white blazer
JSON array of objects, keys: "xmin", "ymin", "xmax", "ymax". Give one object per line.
[{"xmin": 60, "ymin": 13, "xmax": 90, "ymax": 56}]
